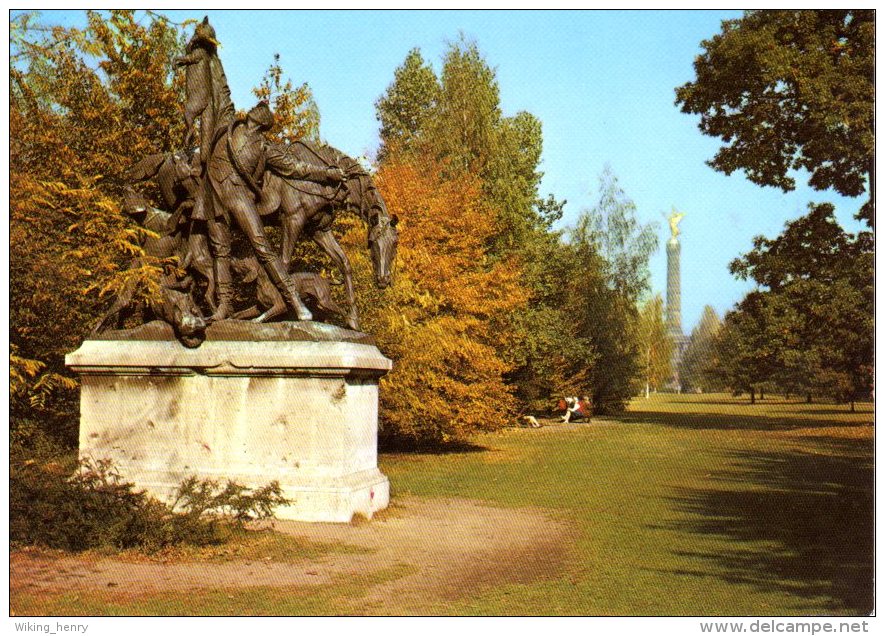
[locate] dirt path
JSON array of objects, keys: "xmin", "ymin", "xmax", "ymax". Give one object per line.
[{"xmin": 11, "ymin": 496, "xmax": 572, "ymax": 614}]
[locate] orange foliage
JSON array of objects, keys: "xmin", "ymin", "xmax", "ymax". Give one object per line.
[
  {"xmin": 343, "ymin": 155, "xmax": 528, "ymax": 443},
  {"xmin": 10, "ymin": 11, "xmax": 186, "ymax": 432}
]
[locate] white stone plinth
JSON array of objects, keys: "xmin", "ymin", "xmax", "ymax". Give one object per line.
[{"xmin": 65, "ymin": 322, "xmax": 392, "ymax": 522}]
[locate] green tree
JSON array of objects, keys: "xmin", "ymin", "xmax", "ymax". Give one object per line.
[
  {"xmin": 567, "ymin": 225, "xmax": 638, "ymax": 414},
  {"xmin": 712, "ymin": 293, "xmax": 774, "ymax": 404},
  {"xmin": 503, "ymin": 235, "xmax": 596, "ymax": 411},
  {"xmin": 676, "ymin": 10, "xmax": 875, "ymax": 225},
  {"xmin": 485, "ymin": 110, "xmax": 546, "ymax": 253},
  {"xmin": 583, "ymin": 167, "xmax": 659, "ymax": 301},
  {"xmin": 375, "ymin": 47, "xmax": 439, "ymax": 158},
  {"xmin": 567, "ymin": 170, "xmax": 658, "ymax": 413},
  {"xmin": 730, "ymin": 203, "xmax": 873, "ymax": 407},
  {"xmin": 431, "ymin": 36, "xmax": 502, "ymax": 175},
  {"xmin": 636, "ymin": 294, "xmax": 673, "ymax": 398},
  {"xmin": 679, "ymin": 305, "xmax": 723, "ymax": 392},
  {"xmin": 375, "ymin": 38, "xmax": 551, "ymax": 257}
]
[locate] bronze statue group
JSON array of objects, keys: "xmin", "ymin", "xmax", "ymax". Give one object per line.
[{"xmin": 94, "ymin": 17, "xmax": 399, "ymax": 346}]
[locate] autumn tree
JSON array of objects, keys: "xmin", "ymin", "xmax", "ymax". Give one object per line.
[
  {"xmin": 636, "ymin": 295, "xmax": 673, "ymax": 398},
  {"xmin": 375, "ymin": 37, "xmax": 576, "ymax": 415},
  {"xmin": 340, "ymin": 155, "xmax": 527, "ymax": 443},
  {"xmin": 676, "ymin": 10, "xmax": 875, "ymax": 225},
  {"xmin": 253, "ymin": 52, "xmax": 320, "ymax": 145},
  {"xmin": 10, "ymin": 10, "xmax": 187, "ymax": 442}
]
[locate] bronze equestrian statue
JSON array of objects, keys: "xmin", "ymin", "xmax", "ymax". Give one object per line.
[
  {"xmin": 92, "ymin": 16, "xmax": 399, "ymax": 345},
  {"xmin": 199, "ymin": 101, "xmax": 345, "ymax": 322}
]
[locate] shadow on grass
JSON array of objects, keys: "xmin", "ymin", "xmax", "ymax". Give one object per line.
[
  {"xmin": 800, "ymin": 408, "xmax": 874, "ymax": 416},
  {"xmin": 620, "ymin": 409, "xmax": 865, "ymax": 431},
  {"xmin": 663, "ymin": 399, "xmax": 872, "ymax": 411},
  {"xmin": 656, "ymin": 437, "xmax": 873, "ymax": 614},
  {"xmin": 379, "ymin": 437, "xmax": 490, "ymax": 455}
]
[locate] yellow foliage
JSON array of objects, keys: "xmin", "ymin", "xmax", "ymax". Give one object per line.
[
  {"xmin": 10, "ymin": 10, "xmax": 185, "ymax": 422},
  {"xmin": 344, "ymin": 155, "xmax": 529, "ymax": 443}
]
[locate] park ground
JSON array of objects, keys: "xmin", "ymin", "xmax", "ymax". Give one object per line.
[{"xmin": 10, "ymin": 393, "xmax": 873, "ymax": 616}]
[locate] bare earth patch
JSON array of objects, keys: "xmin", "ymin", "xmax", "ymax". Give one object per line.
[{"xmin": 11, "ymin": 496, "xmax": 572, "ymax": 614}]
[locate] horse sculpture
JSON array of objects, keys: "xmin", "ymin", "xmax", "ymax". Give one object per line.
[
  {"xmin": 118, "ymin": 140, "xmax": 397, "ymax": 332},
  {"xmin": 257, "ymin": 140, "xmax": 399, "ymax": 331}
]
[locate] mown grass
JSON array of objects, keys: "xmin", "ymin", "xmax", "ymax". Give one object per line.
[
  {"xmin": 382, "ymin": 393, "xmax": 873, "ymax": 615},
  {"xmin": 12, "ymin": 393, "xmax": 873, "ymax": 616}
]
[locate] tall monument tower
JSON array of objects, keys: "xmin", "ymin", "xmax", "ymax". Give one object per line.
[{"xmin": 666, "ymin": 209, "xmax": 690, "ymax": 389}]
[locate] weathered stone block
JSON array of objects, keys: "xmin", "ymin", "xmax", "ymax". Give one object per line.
[{"xmin": 66, "ymin": 321, "xmax": 392, "ymax": 522}]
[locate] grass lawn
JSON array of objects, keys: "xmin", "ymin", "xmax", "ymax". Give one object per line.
[
  {"xmin": 382, "ymin": 393, "xmax": 874, "ymax": 615},
  {"xmin": 12, "ymin": 393, "xmax": 873, "ymax": 616}
]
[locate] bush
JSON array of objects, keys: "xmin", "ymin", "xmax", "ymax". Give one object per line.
[{"xmin": 10, "ymin": 453, "xmax": 290, "ymax": 553}]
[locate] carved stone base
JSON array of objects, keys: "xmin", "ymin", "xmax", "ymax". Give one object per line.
[{"xmin": 66, "ymin": 321, "xmax": 392, "ymax": 522}]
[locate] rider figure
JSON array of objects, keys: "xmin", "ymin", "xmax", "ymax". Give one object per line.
[{"xmin": 200, "ymin": 101, "xmax": 345, "ymax": 321}]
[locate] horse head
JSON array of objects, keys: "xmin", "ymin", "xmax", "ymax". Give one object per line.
[{"xmin": 367, "ymin": 196, "xmax": 399, "ymax": 289}]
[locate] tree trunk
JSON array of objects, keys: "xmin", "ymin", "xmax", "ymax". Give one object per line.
[
  {"xmin": 760, "ymin": 388, "xmax": 765, "ymax": 400},
  {"xmin": 806, "ymin": 393, "xmax": 812, "ymax": 404},
  {"xmin": 750, "ymin": 388, "xmax": 756, "ymax": 405},
  {"xmin": 645, "ymin": 382, "xmax": 650, "ymax": 399},
  {"xmin": 851, "ymin": 400, "xmax": 856, "ymax": 413}
]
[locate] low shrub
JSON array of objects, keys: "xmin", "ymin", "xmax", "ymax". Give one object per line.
[{"xmin": 10, "ymin": 453, "xmax": 291, "ymax": 553}]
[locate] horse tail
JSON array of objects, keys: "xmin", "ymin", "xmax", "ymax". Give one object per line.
[{"xmin": 127, "ymin": 153, "xmax": 168, "ymax": 183}]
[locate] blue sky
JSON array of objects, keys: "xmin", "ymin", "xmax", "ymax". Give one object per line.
[{"xmin": 36, "ymin": 9, "xmax": 867, "ymax": 333}]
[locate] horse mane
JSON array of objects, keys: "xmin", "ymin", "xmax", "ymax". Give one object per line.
[
  {"xmin": 292, "ymin": 139, "xmax": 363, "ymax": 174},
  {"xmin": 280, "ymin": 140, "xmax": 383, "ymax": 223}
]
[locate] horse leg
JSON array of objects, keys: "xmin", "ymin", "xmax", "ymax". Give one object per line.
[
  {"xmin": 280, "ymin": 209, "xmax": 307, "ymax": 272},
  {"xmin": 299, "ymin": 273, "xmax": 347, "ymax": 321},
  {"xmin": 312, "ymin": 229, "xmax": 359, "ymax": 331},
  {"xmin": 314, "ymin": 286, "xmax": 347, "ymax": 322}
]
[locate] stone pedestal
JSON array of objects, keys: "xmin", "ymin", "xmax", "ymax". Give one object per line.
[{"xmin": 65, "ymin": 321, "xmax": 392, "ymax": 522}]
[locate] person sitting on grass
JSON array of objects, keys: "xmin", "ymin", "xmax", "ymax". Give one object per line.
[
  {"xmin": 562, "ymin": 396, "xmax": 580, "ymax": 423},
  {"xmin": 577, "ymin": 395, "xmax": 593, "ymax": 423}
]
